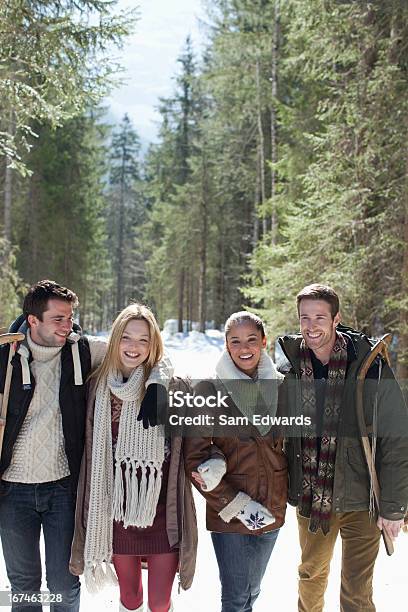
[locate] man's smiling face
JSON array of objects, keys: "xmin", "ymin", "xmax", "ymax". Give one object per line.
[
  {"xmin": 299, "ymin": 298, "xmax": 340, "ymax": 361},
  {"xmin": 28, "ymin": 298, "xmax": 74, "ymax": 347}
]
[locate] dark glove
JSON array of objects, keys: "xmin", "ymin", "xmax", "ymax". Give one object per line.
[{"xmin": 137, "ymin": 383, "xmax": 168, "ymax": 429}]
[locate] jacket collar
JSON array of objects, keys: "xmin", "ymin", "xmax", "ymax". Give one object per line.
[{"xmin": 278, "ymin": 326, "xmax": 361, "ymax": 375}]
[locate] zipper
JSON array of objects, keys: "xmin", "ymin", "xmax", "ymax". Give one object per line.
[{"xmin": 177, "ymin": 436, "xmax": 185, "ymax": 592}]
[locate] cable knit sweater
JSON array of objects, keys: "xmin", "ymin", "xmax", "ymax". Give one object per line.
[{"xmin": 3, "ymin": 332, "xmax": 106, "ymax": 484}]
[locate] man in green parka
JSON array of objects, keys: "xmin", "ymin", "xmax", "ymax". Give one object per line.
[{"xmin": 279, "ymin": 283, "xmax": 408, "ymax": 612}]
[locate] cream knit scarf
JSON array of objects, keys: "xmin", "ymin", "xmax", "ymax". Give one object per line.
[
  {"xmin": 84, "ymin": 366, "xmax": 165, "ymax": 592},
  {"xmin": 215, "ymin": 349, "xmax": 284, "ymax": 436}
]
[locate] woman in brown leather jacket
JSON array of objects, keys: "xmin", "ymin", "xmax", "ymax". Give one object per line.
[{"xmin": 184, "ymin": 311, "xmax": 288, "ymax": 612}]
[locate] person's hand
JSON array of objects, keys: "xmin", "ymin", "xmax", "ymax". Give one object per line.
[
  {"xmin": 137, "ymin": 383, "xmax": 168, "ymax": 429},
  {"xmin": 192, "ymin": 471, "xmax": 206, "ymax": 487},
  {"xmin": 193, "ymin": 458, "xmax": 226, "ymax": 491},
  {"xmin": 236, "ymin": 498, "xmax": 275, "ymax": 531},
  {"xmin": 377, "ymin": 516, "xmax": 404, "ymax": 540}
]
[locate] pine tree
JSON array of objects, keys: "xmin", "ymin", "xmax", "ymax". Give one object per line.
[
  {"xmin": 0, "ymin": 238, "xmax": 26, "ymax": 327},
  {"xmin": 14, "ymin": 108, "xmax": 111, "ymax": 328},
  {"xmin": 108, "ymin": 113, "xmax": 144, "ymax": 314},
  {"xmin": 246, "ymin": 0, "xmax": 408, "ymax": 374},
  {"xmin": 143, "ymin": 38, "xmax": 199, "ymax": 329}
]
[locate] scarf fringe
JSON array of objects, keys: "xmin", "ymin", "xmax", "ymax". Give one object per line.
[
  {"xmin": 84, "ymin": 561, "xmax": 118, "ymax": 594},
  {"xmin": 308, "ymin": 516, "xmax": 330, "ymax": 536},
  {"xmin": 113, "ymin": 459, "xmax": 164, "ymax": 528},
  {"xmin": 112, "ymin": 461, "xmax": 124, "ymax": 520},
  {"xmin": 105, "ymin": 561, "xmax": 119, "ymax": 585},
  {"xmin": 132, "ymin": 463, "xmax": 147, "ymax": 525},
  {"xmin": 144, "ymin": 463, "xmax": 163, "ymax": 525}
]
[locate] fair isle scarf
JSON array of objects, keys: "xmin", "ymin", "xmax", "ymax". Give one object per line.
[
  {"xmin": 84, "ymin": 366, "xmax": 165, "ymax": 592},
  {"xmin": 299, "ymin": 332, "xmax": 348, "ymax": 535},
  {"xmin": 215, "ymin": 349, "xmax": 284, "ymax": 436}
]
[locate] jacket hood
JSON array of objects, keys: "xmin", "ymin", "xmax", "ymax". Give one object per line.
[{"xmin": 9, "ymin": 314, "xmax": 82, "ymax": 344}]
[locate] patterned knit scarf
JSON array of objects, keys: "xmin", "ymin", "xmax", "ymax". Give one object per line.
[
  {"xmin": 299, "ymin": 332, "xmax": 347, "ymax": 535},
  {"xmin": 84, "ymin": 366, "xmax": 165, "ymax": 592}
]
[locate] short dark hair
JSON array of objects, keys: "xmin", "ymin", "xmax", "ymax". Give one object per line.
[
  {"xmin": 23, "ymin": 280, "xmax": 79, "ymax": 321},
  {"xmin": 224, "ymin": 311, "xmax": 266, "ymax": 338},
  {"xmin": 296, "ymin": 283, "xmax": 339, "ymax": 318}
]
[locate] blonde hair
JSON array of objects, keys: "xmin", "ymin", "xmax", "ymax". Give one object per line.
[{"xmin": 92, "ymin": 304, "xmax": 164, "ymax": 387}]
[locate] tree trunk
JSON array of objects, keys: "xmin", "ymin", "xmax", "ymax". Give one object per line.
[
  {"xmin": 270, "ymin": 0, "xmax": 280, "ymax": 245},
  {"xmin": 397, "ymin": 197, "xmax": 408, "ymax": 380},
  {"xmin": 4, "ymin": 161, "xmax": 12, "ymax": 242},
  {"xmin": 255, "ymin": 57, "xmax": 267, "ymax": 237},
  {"xmin": 178, "ymin": 268, "xmax": 184, "ymax": 332},
  {"xmin": 3, "ymin": 110, "xmax": 15, "ymax": 242},
  {"xmin": 198, "ymin": 152, "xmax": 208, "ymax": 333},
  {"xmin": 215, "ymin": 228, "xmax": 226, "ymax": 328},
  {"xmin": 188, "ymin": 272, "xmax": 193, "ymax": 332},
  {"xmin": 253, "ymin": 148, "xmax": 260, "ymax": 247},
  {"xmin": 26, "ymin": 169, "xmax": 41, "ymax": 282},
  {"xmin": 116, "ymin": 150, "xmax": 126, "ymax": 313}
]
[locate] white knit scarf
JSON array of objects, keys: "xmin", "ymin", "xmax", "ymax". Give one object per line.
[
  {"xmin": 84, "ymin": 366, "xmax": 165, "ymax": 592},
  {"xmin": 215, "ymin": 349, "xmax": 284, "ymax": 435}
]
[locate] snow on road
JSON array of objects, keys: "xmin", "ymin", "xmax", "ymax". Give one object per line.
[
  {"xmin": 0, "ymin": 330, "xmax": 406, "ymax": 611},
  {"xmin": 163, "ymin": 329, "xmax": 224, "ymax": 379}
]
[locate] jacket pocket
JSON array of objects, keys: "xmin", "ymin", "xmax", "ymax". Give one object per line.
[
  {"xmin": 270, "ymin": 467, "xmax": 288, "ymax": 510},
  {"xmin": 224, "ymin": 473, "xmax": 247, "ymax": 495},
  {"xmin": 345, "ymin": 444, "xmax": 369, "ymax": 504}
]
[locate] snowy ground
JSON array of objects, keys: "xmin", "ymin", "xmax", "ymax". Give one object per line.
[{"xmin": 0, "ymin": 330, "xmax": 407, "ymax": 611}]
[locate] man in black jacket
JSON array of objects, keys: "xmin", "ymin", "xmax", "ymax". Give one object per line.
[
  {"xmin": 279, "ymin": 283, "xmax": 408, "ymax": 612},
  {"xmin": 0, "ymin": 280, "xmax": 106, "ymax": 612}
]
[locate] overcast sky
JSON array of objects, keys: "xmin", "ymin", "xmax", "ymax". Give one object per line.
[{"xmin": 106, "ymin": 0, "xmax": 205, "ymax": 145}]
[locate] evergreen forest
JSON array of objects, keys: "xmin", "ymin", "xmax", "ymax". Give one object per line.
[{"xmin": 1, "ymin": 0, "xmax": 408, "ymax": 377}]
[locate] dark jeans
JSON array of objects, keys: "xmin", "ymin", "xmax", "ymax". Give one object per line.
[
  {"xmin": 0, "ymin": 478, "xmax": 80, "ymax": 612},
  {"xmin": 211, "ymin": 529, "xmax": 280, "ymax": 612}
]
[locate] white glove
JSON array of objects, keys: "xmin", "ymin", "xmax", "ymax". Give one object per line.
[
  {"xmin": 236, "ymin": 498, "xmax": 275, "ymax": 531},
  {"xmin": 197, "ymin": 458, "xmax": 227, "ymax": 491}
]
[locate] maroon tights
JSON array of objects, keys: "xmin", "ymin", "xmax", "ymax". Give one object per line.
[{"xmin": 113, "ymin": 552, "xmax": 179, "ymax": 612}]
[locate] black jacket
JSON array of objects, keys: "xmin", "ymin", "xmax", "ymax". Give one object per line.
[{"xmin": 0, "ymin": 320, "xmax": 91, "ymax": 494}]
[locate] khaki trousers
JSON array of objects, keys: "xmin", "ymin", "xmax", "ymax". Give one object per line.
[{"xmin": 297, "ymin": 510, "xmax": 381, "ymax": 612}]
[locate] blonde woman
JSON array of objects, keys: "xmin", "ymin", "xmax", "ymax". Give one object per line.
[{"xmin": 70, "ymin": 304, "xmax": 197, "ymax": 612}]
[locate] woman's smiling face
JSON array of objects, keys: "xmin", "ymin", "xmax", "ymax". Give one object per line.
[
  {"xmin": 226, "ymin": 322, "xmax": 266, "ymax": 377},
  {"xmin": 118, "ymin": 319, "xmax": 151, "ymax": 377}
]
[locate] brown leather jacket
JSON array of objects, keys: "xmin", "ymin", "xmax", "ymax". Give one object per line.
[
  {"xmin": 69, "ymin": 377, "xmax": 197, "ymax": 591},
  {"xmin": 184, "ymin": 379, "xmax": 288, "ymax": 535}
]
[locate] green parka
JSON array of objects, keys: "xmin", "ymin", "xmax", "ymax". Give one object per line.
[{"xmin": 278, "ymin": 326, "xmax": 408, "ymax": 520}]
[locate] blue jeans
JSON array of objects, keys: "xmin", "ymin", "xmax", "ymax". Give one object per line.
[
  {"xmin": 0, "ymin": 478, "xmax": 80, "ymax": 612},
  {"xmin": 211, "ymin": 529, "xmax": 279, "ymax": 612}
]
